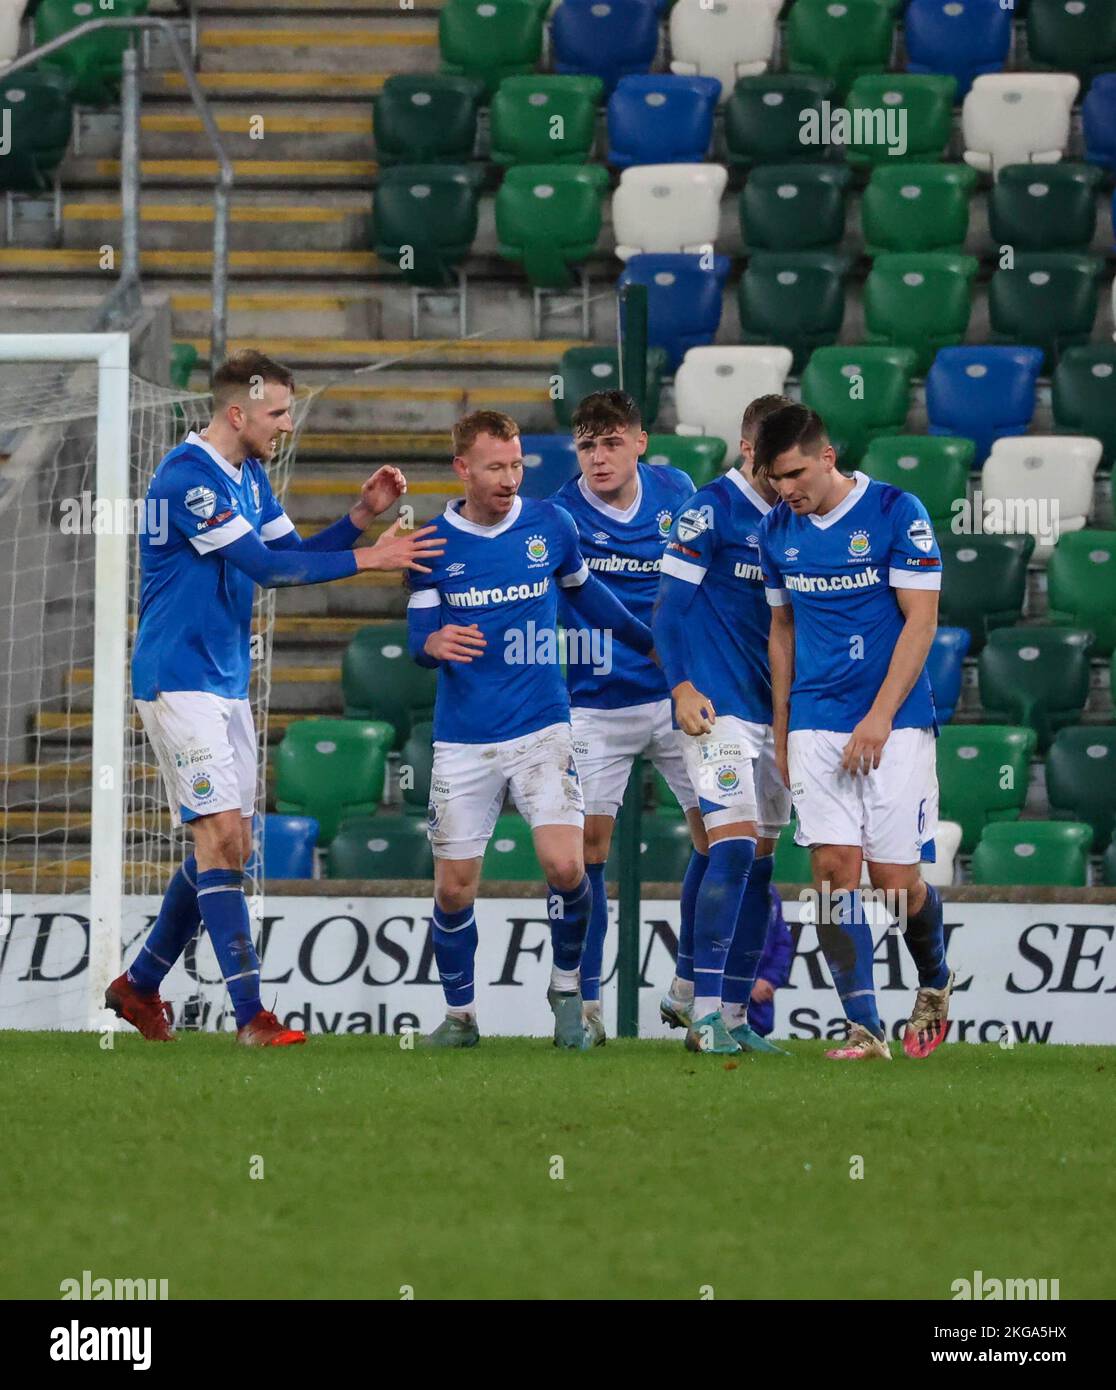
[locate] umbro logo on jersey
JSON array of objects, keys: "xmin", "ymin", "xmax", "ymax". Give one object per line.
[
  {"xmin": 746, "ymin": 533, "xmax": 759, "ymax": 547},
  {"xmin": 592, "ymin": 531, "xmax": 610, "ymax": 544},
  {"xmin": 446, "ymin": 561, "xmax": 466, "ymax": 577},
  {"xmin": 184, "ymin": 485, "xmax": 217, "ymax": 519},
  {"xmin": 785, "ymin": 547, "xmax": 799, "ymax": 561}
]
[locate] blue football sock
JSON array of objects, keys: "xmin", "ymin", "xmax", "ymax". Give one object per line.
[
  {"xmin": 196, "ymin": 868, "xmax": 261, "ymax": 1029},
  {"xmin": 432, "ymin": 903, "xmax": 478, "ymax": 1009},
  {"xmin": 580, "ymin": 862, "xmax": 608, "ymax": 1003},
  {"xmin": 903, "ymin": 882, "xmax": 950, "ymax": 988},
  {"xmin": 693, "ymin": 837, "xmax": 755, "ymax": 1008},
  {"xmin": 816, "ymin": 888, "xmax": 882, "ymax": 1039},
  {"xmin": 127, "ymin": 854, "xmax": 201, "ymax": 994},
  {"xmin": 722, "ymin": 853, "xmax": 774, "ymax": 1006},
  {"xmin": 549, "ymin": 874, "xmax": 592, "ymax": 980},
  {"xmin": 676, "ymin": 848, "xmax": 708, "ymax": 985}
]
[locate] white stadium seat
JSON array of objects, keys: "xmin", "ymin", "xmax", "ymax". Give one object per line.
[
  {"xmin": 669, "ymin": 0, "xmax": 779, "ymax": 103},
  {"xmin": 0, "ymin": 0, "xmax": 27, "ymax": 68},
  {"xmin": 979, "ymin": 435, "xmax": 1102, "ymax": 562},
  {"xmin": 962, "ymin": 73, "xmax": 1079, "ymax": 176},
  {"xmin": 857, "ymin": 820, "xmax": 962, "ymax": 888},
  {"xmin": 673, "ymin": 346, "xmax": 794, "ymax": 457},
  {"xmin": 611, "ymin": 162, "xmax": 728, "ymax": 260}
]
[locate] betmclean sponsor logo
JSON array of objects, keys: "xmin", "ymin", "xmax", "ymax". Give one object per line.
[
  {"xmin": 733, "ymin": 561, "xmax": 764, "ymax": 582},
  {"xmin": 49, "ymin": 1321, "xmax": 152, "ymax": 1371},
  {"xmin": 785, "ymin": 568, "xmax": 881, "ymax": 594},
  {"xmin": 587, "ymin": 554, "xmax": 661, "ymax": 575},
  {"xmin": 445, "ymin": 578, "xmax": 550, "ymax": 608},
  {"xmin": 950, "ymin": 1271, "xmax": 1061, "ymax": 1301},
  {"xmin": 59, "ymin": 1271, "xmax": 169, "ymax": 1301},
  {"xmin": 799, "ymin": 100, "xmax": 908, "ymax": 157}
]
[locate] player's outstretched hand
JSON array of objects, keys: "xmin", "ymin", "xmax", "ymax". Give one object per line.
[
  {"xmin": 424, "ymin": 623, "xmax": 487, "ymax": 663},
  {"xmin": 841, "ymin": 711, "xmax": 892, "ymax": 776},
  {"xmin": 361, "ymin": 465, "xmax": 407, "ymax": 516},
  {"xmin": 673, "ymin": 681, "xmax": 716, "ymax": 736},
  {"xmin": 356, "ymin": 520, "xmax": 445, "ymax": 573}
]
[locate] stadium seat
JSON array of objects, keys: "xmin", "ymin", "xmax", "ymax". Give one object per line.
[
  {"xmin": 739, "ymin": 163, "xmax": 852, "ymax": 253},
  {"xmin": 904, "ymin": 0, "xmax": 1012, "ymax": 98},
  {"xmin": 988, "ymin": 163, "xmax": 1104, "ymax": 254},
  {"xmin": 725, "ymin": 74, "xmax": 838, "ymax": 166},
  {"xmin": 1047, "ymin": 530, "xmax": 1116, "ymax": 655},
  {"xmin": 607, "ymin": 75, "xmax": 721, "ymax": 168},
  {"xmin": 860, "ymin": 435, "xmax": 974, "ymax": 528},
  {"xmin": 861, "ymin": 163, "xmax": 977, "ymax": 255},
  {"xmin": 489, "ymin": 74, "xmax": 603, "ymax": 165},
  {"xmin": 483, "ymin": 813, "xmax": 543, "ymax": 879},
  {"xmin": 259, "ymin": 815, "xmax": 318, "ymax": 880},
  {"xmin": 674, "ymin": 346, "xmax": 795, "ymax": 456},
  {"xmin": 1045, "ymin": 726, "xmax": 1116, "ymax": 850},
  {"xmin": 398, "ymin": 719, "xmax": 434, "ymax": 816},
  {"xmin": 863, "ymin": 252, "xmax": 978, "ymax": 373},
  {"xmin": 0, "ymin": 67, "xmax": 74, "ymax": 193},
  {"xmin": 937, "ymin": 724, "xmax": 1037, "ymax": 853},
  {"xmin": 606, "ymin": 815, "xmax": 696, "ymax": 881},
  {"xmin": 550, "ymin": 0, "xmax": 659, "ymax": 95},
  {"xmin": 970, "ymin": 820, "xmax": 1092, "ymax": 887},
  {"xmin": 925, "ymin": 626, "xmax": 971, "ymax": 725},
  {"xmin": 612, "ymin": 163, "xmax": 728, "ymax": 260},
  {"xmin": 1027, "ymin": 0, "xmax": 1116, "ymax": 82},
  {"xmin": 1052, "ymin": 346, "xmax": 1116, "ymax": 466},
  {"xmin": 937, "ymin": 533, "xmax": 1034, "ymax": 655},
  {"xmin": 327, "ymin": 815, "xmax": 435, "ymax": 880},
  {"xmin": 516, "ymin": 433, "xmax": 579, "ymax": 498},
  {"xmin": 1104, "ymin": 833, "xmax": 1116, "ymax": 887},
  {"xmin": 168, "ymin": 342, "xmax": 198, "ymax": 391},
  {"xmin": 617, "ymin": 253, "xmax": 732, "ymax": 371},
  {"xmin": 274, "ymin": 719, "xmax": 390, "ymax": 845},
  {"xmin": 978, "ymin": 626, "xmax": 1094, "ymax": 750},
  {"xmin": 553, "ymin": 346, "xmax": 667, "ymax": 429},
  {"xmin": 925, "ymin": 346, "xmax": 1044, "ymax": 466},
  {"xmin": 844, "ymin": 74, "xmax": 957, "ymax": 166},
  {"xmin": 1082, "ymin": 73, "xmax": 1116, "ymax": 171},
  {"xmin": 372, "ymin": 74, "xmax": 484, "ymax": 164},
  {"xmin": 642, "ymin": 433, "xmax": 727, "ymax": 487},
  {"xmin": 0, "ymin": 1, "xmax": 23, "ymax": 67},
  {"xmin": 35, "ymin": 0, "xmax": 148, "ymax": 105},
  {"xmin": 786, "ymin": 0, "xmax": 895, "ymax": 98},
  {"xmin": 980, "ymin": 435, "xmax": 1102, "ymax": 562},
  {"xmin": 773, "ymin": 821, "xmax": 813, "ymax": 884},
  {"xmin": 495, "ymin": 163, "xmax": 608, "ymax": 289},
  {"xmin": 988, "ymin": 253, "xmax": 1103, "ymax": 371},
  {"xmin": 799, "ymin": 345, "xmax": 917, "ymax": 466},
  {"xmin": 669, "ymin": 0, "xmax": 779, "ymax": 99},
  {"xmin": 342, "ymin": 623, "xmax": 437, "ymax": 748},
  {"xmin": 922, "ymin": 819, "xmax": 963, "ymax": 889},
  {"xmin": 962, "ymin": 72, "xmax": 1079, "ymax": 176},
  {"xmin": 439, "ymin": 0, "xmax": 544, "ymax": 96},
  {"xmin": 738, "ymin": 251, "xmax": 849, "ymax": 373},
  {"xmin": 371, "ymin": 165, "xmax": 481, "ymax": 288}
]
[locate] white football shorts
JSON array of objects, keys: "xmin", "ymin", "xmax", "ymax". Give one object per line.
[
  {"xmin": 571, "ymin": 698, "xmax": 698, "ymax": 819},
  {"xmin": 788, "ymin": 725, "xmax": 939, "ymax": 865},
  {"xmin": 679, "ymin": 714, "xmax": 792, "ymax": 836},
  {"xmin": 135, "ymin": 690, "xmax": 258, "ymax": 829},
  {"xmin": 428, "ymin": 720, "xmax": 584, "ymax": 860}
]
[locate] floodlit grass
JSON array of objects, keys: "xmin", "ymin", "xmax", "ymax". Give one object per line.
[{"xmin": 2, "ymin": 1032, "xmax": 1113, "ymax": 1300}]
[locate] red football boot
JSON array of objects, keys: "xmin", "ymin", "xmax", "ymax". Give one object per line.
[
  {"xmin": 236, "ymin": 1009, "xmax": 306, "ymax": 1047},
  {"xmin": 104, "ymin": 973, "xmax": 176, "ymax": 1042}
]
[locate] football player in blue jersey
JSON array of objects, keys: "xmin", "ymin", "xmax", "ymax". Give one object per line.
[
  {"xmin": 652, "ymin": 394, "xmax": 796, "ymax": 1055},
  {"xmin": 110, "ymin": 350, "xmax": 444, "ymax": 1046},
  {"xmin": 550, "ymin": 390, "xmax": 700, "ymax": 1045},
  {"xmin": 406, "ymin": 410, "xmax": 656, "ymax": 1049},
  {"xmin": 755, "ymin": 404, "xmax": 954, "ymax": 1062}
]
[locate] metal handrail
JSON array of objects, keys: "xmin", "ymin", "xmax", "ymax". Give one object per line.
[{"xmin": 4, "ymin": 15, "xmax": 232, "ymax": 374}]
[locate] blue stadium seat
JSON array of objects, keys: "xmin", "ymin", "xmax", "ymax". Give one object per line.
[
  {"xmin": 925, "ymin": 346, "xmax": 1045, "ymax": 467},
  {"xmin": 517, "ymin": 434, "xmax": 579, "ymax": 497},
  {"xmin": 551, "ymin": 0, "xmax": 659, "ymax": 96},
  {"xmin": 926, "ymin": 626, "xmax": 971, "ymax": 724},
  {"xmin": 607, "ymin": 74, "xmax": 722, "ymax": 167},
  {"xmin": 260, "ymin": 814, "xmax": 318, "ymax": 879},
  {"xmin": 904, "ymin": 0, "xmax": 1011, "ymax": 98},
  {"xmin": 617, "ymin": 253, "xmax": 732, "ymax": 371},
  {"xmin": 1083, "ymin": 73, "xmax": 1116, "ymax": 172}
]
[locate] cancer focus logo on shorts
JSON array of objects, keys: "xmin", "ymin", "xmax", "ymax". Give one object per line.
[
  {"xmin": 526, "ymin": 534, "xmax": 549, "ymax": 565},
  {"xmin": 190, "ymin": 772, "xmax": 215, "ymax": 801}
]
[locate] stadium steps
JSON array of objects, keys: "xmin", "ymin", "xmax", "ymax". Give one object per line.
[{"xmin": 195, "ymin": 18, "xmax": 438, "ymax": 76}]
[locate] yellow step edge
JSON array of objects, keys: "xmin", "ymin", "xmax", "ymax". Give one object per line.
[
  {"xmin": 184, "ymin": 338, "xmax": 582, "ymax": 360},
  {"xmin": 300, "ymin": 431, "xmax": 452, "ymax": 449},
  {"xmin": 200, "ymin": 27, "xmax": 438, "ymax": 46},
  {"xmin": 289, "ymin": 479, "xmax": 461, "ymax": 497},
  {"xmin": 173, "ymin": 292, "xmax": 363, "ymax": 312},
  {"xmin": 36, "ymin": 711, "xmax": 304, "ymax": 734},
  {"xmin": 96, "ymin": 158, "xmax": 379, "ymax": 178},
  {"xmin": 319, "ymin": 385, "xmax": 552, "ymax": 404},
  {"xmin": 0, "ymin": 249, "xmax": 379, "ymax": 271},
  {"xmin": 65, "ymin": 203, "xmax": 353, "ymax": 224},
  {"xmin": 141, "ymin": 113, "xmax": 373, "ymax": 135},
  {"xmin": 0, "ymin": 762, "xmax": 158, "ymax": 779},
  {"xmin": 160, "ymin": 72, "xmax": 387, "ymax": 93}
]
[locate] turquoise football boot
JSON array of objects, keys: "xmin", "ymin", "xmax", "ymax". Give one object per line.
[
  {"xmin": 684, "ymin": 1010, "xmax": 742, "ymax": 1054},
  {"xmin": 729, "ymin": 1021, "xmax": 791, "ymax": 1055},
  {"xmin": 422, "ymin": 1014, "xmax": 480, "ymax": 1048},
  {"xmin": 548, "ymin": 986, "xmax": 592, "ymax": 1049}
]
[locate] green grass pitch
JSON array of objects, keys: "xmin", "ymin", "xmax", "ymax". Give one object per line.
[{"xmin": 2, "ymin": 1032, "xmax": 1113, "ymax": 1301}]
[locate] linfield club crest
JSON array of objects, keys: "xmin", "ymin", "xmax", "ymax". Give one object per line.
[
  {"xmin": 526, "ymin": 534, "xmax": 548, "ymax": 563},
  {"xmin": 848, "ymin": 529, "xmax": 871, "ymax": 558},
  {"xmin": 656, "ymin": 510, "xmax": 673, "ymax": 539}
]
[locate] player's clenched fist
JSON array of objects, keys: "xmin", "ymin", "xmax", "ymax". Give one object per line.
[
  {"xmin": 672, "ymin": 680, "xmax": 716, "ymax": 736},
  {"xmin": 360, "ymin": 465, "xmax": 407, "ymax": 515},
  {"xmin": 424, "ymin": 623, "xmax": 487, "ymax": 663},
  {"xmin": 355, "ymin": 519, "xmax": 444, "ymax": 573}
]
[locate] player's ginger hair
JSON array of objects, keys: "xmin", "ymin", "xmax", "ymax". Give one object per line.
[
  {"xmin": 740, "ymin": 393, "xmax": 795, "ymax": 445},
  {"xmin": 452, "ymin": 409, "xmax": 520, "ymax": 458},
  {"xmin": 212, "ymin": 349, "xmax": 295, "ymax": 409},
  {"xmin": 751, "ymin": 404, "xmax": 831, "ymax": 480}
]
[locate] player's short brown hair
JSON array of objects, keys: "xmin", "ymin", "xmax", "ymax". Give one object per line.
[
  {"xmin": 570, "ymin": 389, "xmax": 643, "ymax": 437},
  {"xmin": 741, "ymin": 393, "xmax": 795, "ymax": 444},
  {"xmin": 211, "ymin": 349, "xmax": 294, "ymax": 408},
  {"xmin": 752, "ymin": 404, "xmax": 831, "ymax": 479},
  {"xmin": 452, "ymin": 409, "xmax": 520, "ymax": 457}
]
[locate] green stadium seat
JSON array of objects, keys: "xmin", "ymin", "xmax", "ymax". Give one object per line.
[
  {"xmin": 989, "ymin": 253, "xmax": 1104, "ymax": 371},
  {"xmin": 738, "ymin": 251, "xmax": 849, "ymax": 374},
  {"xmin": 274, "ymin": 719, "xmax": 391, "ymax": 845},
  {"xmin": 327, "ymin": 814, "xmax": 434, "ymax": 879},
  {"xmin": 490, "ymin": 74, "xmax": 603, "ymax": 165},
  {"xmin": 1046, "ymin": 530, "xmax": 1116, "ymax": 655},
  {"xmin": 168, "ymin": 343, "xmax": 198, "ymax": 391},
  {"xmin": 1027, "ymin": 0, "xmax": 1116, "ymax": 83},
  {"xmin": 35, "ymin": 0, "xmax": 148, "ymax": 105},
  {"xmin": 0, "ymin": 66, "xmax": 75, "ymax": 194},
  {"xmin": 740, "ymin": 163, "xmax": 852, "ymax": 253},
  {"xmin": 863, "ymin": 252, "xmax": 978, "ymax": 374},
  {"xmin": 342, "ymin": 622, "xmax": 437, "ymax": 749},
  {"xmin": 371, "ymin": 165, "xmax": 481, "ymax": 287},
  {"xmin": 937, "ymin": 533, "xmax": 1034, "ymax": 655},
  {"xmin": 859, "ymin": 435, "xmax": 974, "ymax": 529},
  {"xmin": 372, "ymin": 74, "xmax": 484, "ymax": 164},
  {"xmin": 800, "ymin": 345, "xmax": 917, "ymax": 466},
  {"xmin": 553, "ymin": 346, "xmax": 667, "ymax": 430},
  {"xmin": 641, "ymin": 433, "xmax": 727, "ymax": 487},
  {"xmin": 628, "ymin": 818, "xmax": 696, "ymax": 883},
  {"xmin": 977, "ymin": 626, "xmax": 1094, "ymax": 751},
  {"xmin": 495, "ymin": 163, "xmax": 608, "ymax": 289},
  {"xmin": 1052, "ymin": 346, "xmax": 1116, "ymax": 467},
  {"xmin": 845, "ymin": 74, "xmax": 956, "ymax": 166},
  {"xmin": 398, "ymin": 719, "xmax": 434, "ymax": 816},
  {"xmin": 1045, "ymin": 726, "xmax": 1116, "ymax": 850},
  {"xmin": 483, "ymin": 813, "xmax": 541, "ymax": 879},
  {"xmin": 786, "ymin": 0, "xmax": 895, "ymax": 98},
  {"xmin": 936, "ymin": 724, "xmax": 1037, "ymax": 853},
  {"xmin": 988, "ymin": 163, "xmax": 1104, "ymax": 254},
  {"xmin": 774, "ymin": 822, "xmax": 813, "ymax": 883},
  {"xmin": 724, "ymin": 74, "xmax": 838, "ymax": 167},
  {"xmin": 439, "ymin": 0, "xmax": 544, "ymax": 97},
  {"xmin": 650, "ymin": 767, "xmax": 686, "ymax": 818},
  {"xmin": 970, "ymin": 820, "xmax": 1092, "ymax": 888},
  {"xmin": 861, "ymin": 164, "xmax": 976, "ymax": 256}
]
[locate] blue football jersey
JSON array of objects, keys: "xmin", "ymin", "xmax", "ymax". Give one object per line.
[
  {"xmin": 131, "ymin": 432, "xmax": 293, "ymax": 701},
  {"xmin": 406, "ymin": 496, "xmax": 591, "ymax": 743},
  {"xmin": 758, "ymin": 471, "xmax": 941, "ymax": 733},
  {"xmin": 551, "ymin": 462, "xmax": 694, "ymax": 709},
  {"xmin": 659, "ymin": 468, "xmax": 775, "ymax": 725}
]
